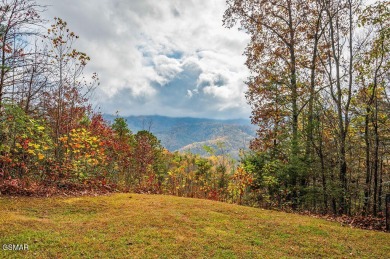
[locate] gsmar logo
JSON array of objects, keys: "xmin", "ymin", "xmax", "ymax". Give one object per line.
[{"xmin": 2, "ymin": 244, "xmax": 29, "ymax": 251}]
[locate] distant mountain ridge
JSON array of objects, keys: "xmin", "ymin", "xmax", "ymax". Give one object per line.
[{"xmin": 103, "ymin": 115, "xmax": 256, "ymax": 159}]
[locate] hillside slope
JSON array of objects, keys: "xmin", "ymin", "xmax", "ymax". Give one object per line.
[
  {"xmin": 104, "ymin": 115, "xmax": 256, "ymax": 158},
  {"xmin": 1, "ymin": 194, "xmax": 389, "ymax": 258}
]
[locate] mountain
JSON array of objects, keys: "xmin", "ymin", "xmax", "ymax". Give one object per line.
[{"xmin": 103, "ymin": 115, "xmax": 256, "ymax": 159}]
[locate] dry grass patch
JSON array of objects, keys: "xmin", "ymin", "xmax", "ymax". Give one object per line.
[{"xmin": 0, "ymin": 194, "xmax": 389, "ymax": 258}]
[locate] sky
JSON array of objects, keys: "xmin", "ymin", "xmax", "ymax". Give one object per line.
[{"xmin": 39, "ymin": 0, "xmax": 251, "ymax": 119}]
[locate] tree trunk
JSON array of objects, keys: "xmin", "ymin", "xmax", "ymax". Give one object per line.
[
  {"xmin": 372, "ymin": 99, "xmax": 379, "ymax": 216},
  {"xmin": 363, "ymin": 109, "xmax": 371, "ymax": 215}
]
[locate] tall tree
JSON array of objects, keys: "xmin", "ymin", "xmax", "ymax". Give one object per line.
[
  {"xmin": 42, "ymin": 17, "xmax": 96, "ymax": 160},
  {"xmin": 0, "ymin": 0, "xmax": 42, "ymax": 108},
  {"xmin": 357, "ymin": 1, "xmax": 390, "ymax": 215},
  {"xmin": 224, "ymin": 0, "xmax": 325, "ymax": 208}
]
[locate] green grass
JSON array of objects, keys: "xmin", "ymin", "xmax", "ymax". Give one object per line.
[{"xmin": 0, "ymin": 194, "xmax": 389, "ymax": 258}]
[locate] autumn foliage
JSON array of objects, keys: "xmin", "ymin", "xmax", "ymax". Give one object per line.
[
  {"xmin": 224, "ymin": 0, "xmax": 390, "ymax": 219},
  {"xmin": 1, "ymin": 0, "xmax": 389, "ymax": 232}
]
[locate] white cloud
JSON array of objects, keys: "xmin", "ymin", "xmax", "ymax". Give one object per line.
[
  {"xmin": 153, "ymin": 55, "xmax": 183, "ymax": 85},
  {"xmin": 39, "ymin": 0, "xmax": 250, "ymax": 119}
]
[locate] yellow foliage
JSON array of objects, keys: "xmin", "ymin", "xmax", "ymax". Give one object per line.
[{"xmin": 59, "ymin": 127, "xmax": 107, "ymax": 179}]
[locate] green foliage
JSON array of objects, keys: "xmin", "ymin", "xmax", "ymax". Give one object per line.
[
  {"xmin": 0, "ymin": 104, "xmax": 53, "ymax": 180},
  {"xmin": 202, "ymin": 145, "xmax": 215, "ymax": 156},
  {"xmin": 111, "ymin": 117, "xmax": 132, "ymax": 138}
]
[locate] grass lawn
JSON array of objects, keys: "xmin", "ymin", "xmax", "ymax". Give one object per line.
[{"xmin": 0, "ymin": 193, "xmax": 389, "ymax": 258}]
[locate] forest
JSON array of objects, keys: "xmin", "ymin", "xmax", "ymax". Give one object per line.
[{"xmin": 0, "ymin": 0, "xmax": 389, "ymax": 231}]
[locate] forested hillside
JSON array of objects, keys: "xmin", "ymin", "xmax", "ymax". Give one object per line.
[
  {"xmin": 104, "ymin": 115, "xmax": 256, "ymax": 158},
  {"xmin": 1, "ymin": 0, "xmax": 390, "ymax": 233}
]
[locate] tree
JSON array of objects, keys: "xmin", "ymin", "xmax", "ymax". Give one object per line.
[
  {"xmin": 41, "ymin": 17, "xmax": 97, "ymax": 160},
  {"xmin": 224, "ymin": 0, "xmax": 390, "ymax": 215},
  {"xmin": 111, "ymin": 116, "xmax": 132, "ymax": 139},
  {"xmin": 224, "ymin": 0, "xmax": 322, "ymax": 208},
  {"xmin": 356, "ymin": 1, "xmax": 390, "ymax": 216},
  {"xmin": 0, "ymin": 0, "xmax": 42, "ymax": 109},
  {"xmin": 133, "ymin": 130, "xmax": 164, "ymax": 191}
]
